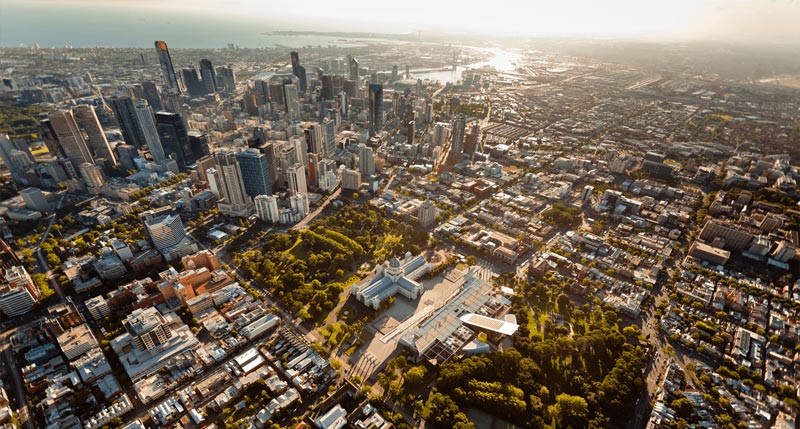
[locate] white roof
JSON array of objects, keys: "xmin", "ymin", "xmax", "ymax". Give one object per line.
[{"xmin": 459, "ymin": 313, "xmax": 519, "ymax": 336}]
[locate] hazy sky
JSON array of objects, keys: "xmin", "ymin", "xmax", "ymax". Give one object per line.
[{"xmin": 2, "ymin": 0, "xmax": 800, "ymax": 43}]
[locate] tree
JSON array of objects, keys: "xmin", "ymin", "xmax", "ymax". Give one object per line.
[
  {"xmin": 549, "ymin": 393, "xmax": 589, "ymax": 428},
  {"xmin": 671, "ymin": 397, "xmax": 694, "ymax": 419},
  {"xmin": 404, "ymin": 365, "xmax": 426, "ymax": 387}
]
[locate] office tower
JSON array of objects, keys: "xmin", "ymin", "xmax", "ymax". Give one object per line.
[
  {"xmin": 181, "ymin": 68, "xmax": 204, "ymax": 97},
  {"xmin": 39, "ymin": 118, "xmax": 65, "ymax": 159},
  {"xmin": 359, "ymin": 144, "xmax": 375, "ymax": 176},
  {"xmin": 236, "ymin": 148, "xmax": 273, "ymax": 198},
  {"xmin": 464, "ymin": 122, "xmax": 481, "ymax": 154},
  {"xmin": 143, "ymin": 212, "xmax": 185, "ymax": 251},
  {"xmin": 155, "ymin": 112, "xmax": 194, "ymax": 169},
  {"xmin": 433, "ymin": 123, "xmax": 448, "ymax": 147},
  {"xmin": 142, "ymin": 81, "xmax": 164, "ymax": 111},
  {"xmin": 254, "ymin": 194, "xmax": 280, "ymax": 223},
  {"xmin": 188, "ymin": 131, "xmax": 210, "ymax": 161},
  {"xmin": 418, "ymin": 200, "xmax": 438, "ymax": 227},
  {"xmin": 283, "ymin": 83, "xmax": 300, "ymax": 121},
  {"xmin": 342, "ymin": 168, "xmax": 361, "ymax": 190},
  {"xmin": 254, "ymin": 80, "xmax": 270, "ymax": 105},
  {"xmin": 332, "ymin": 75, "xmax": 343, "ymax": 97},
  {"xmin": 452, "ymin": 114, "xmax": 466, "ymax": 154},
  {"xmin": 338, "ymin": 91, "xmax": 348, "ymax": 116},
  {"xmin": 269, "ymin": 82, "xmax": 284, "ymax": 104},
  {"xmin": 74, "ymin": 105, "xmax": 116, "ymax": 165},
  {"xmin": 20, "ymin": 188, "xmax": 49, "ymax": 212},
  {"xmin": 48, "ymin": 110, "xmax": 94, "ymax": 167},
  {"xmin": 321, "ymin": 75, "xmax": 334, "ymax": 100},
  {"xmin": 291, "ymin": 136, "xmax": 308, "ymax": 171},
  {"xmin": 290, "ymin": 193, "xmax": 310, "ymax": 217},
  {"xmin": 343, "ymin": 80, "xmax": 357, "ymax": 99},
  {"xmin": 154, "ymin": 40, "xmax": 180, "ymax": 93},
  {"xmin": 161, "ymin": 88, "xmax": 183, "ymax": 114},
  {"xmin": 79, "ymin": 162, "xmax": 106, "ymax": 189},
  {"xmin": 349, "ymin": 57, "xmax": 359, "ymax": 81},
  {"xmin": 217, "ymin": 65, "xmax": 236, "ymax": 92},
  {"xmin": 123, "ymin": 307, "xmax": 174, "ymax": 352},
  {"xmin": 391, "ymin": 65, "xmax": 398, "ymax": 83},
  {"xmin": 257, "ymin": 143, "xmax": 280, "ymax": 191},
  {"xmin": 322, "ymin": 118, "xmax": 336, "ymax": 156},
  {"xmin": 304, "ymin": 123, "xmax": 325, "ymax": 156},
  {"xmin": 289, "ymin": 51, "xmax": 308, "ymax": 93},
  {"xmin": 133, "ymin": 102, "xmax": 166, "ymax": 164},
  {"xmin": 0, "ymin": 266, "xmax": 40, "ymax": 317},
  {"xmin": 317, "ymin": 159, "xmax": 338, "ymax": 192},
  {"xmin": 214, "ymin": 149, "xmax": 254, "ymax": 217},
  {"xmin": 368, "ymin": 84, "xmax": 383, "ymax": 136},
  {"xmin": 198, "ymin": 59, "xmax": 217, "ymax": 94},
  {"xmin": 405, "ymin": 65, "xmax": 410, "ymax": 79},
  {"xmin": 0, "ymin": 134, "xmax": 35, "ymax": 184},
  {"xmin": 407, "ymin": 120, "xmax": 415, "ymax": 145},
  {"xmin": 206, "ymin": 168, "xmax": 222, "ymax": 199},
  {"xmin": 115, "ymin": 144, "xmax": 139, "ymax": 170},
  {"xmin": 278, "ymin": 143, "xmax": 297, "ymax": 186},
  {"xmin": 307, "ymin": 152, "xmax": 319, "ymax": 185},
  {"xmin": 287, "ymin": 163, "xmax": 307, "ymax": 195},
  {"xmin": 109, "ymin": 95, "xmax": 146, "ymax": 148}
]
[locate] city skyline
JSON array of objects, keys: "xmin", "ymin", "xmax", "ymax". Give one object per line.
[{"xmin": 1, "ymin": 0, "xmax": 799, "ymax": 48}]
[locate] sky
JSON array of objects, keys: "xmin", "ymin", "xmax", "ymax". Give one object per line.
[{"xmin": 1, "ymin": 0, "xmax": 799, "ymax": 46}]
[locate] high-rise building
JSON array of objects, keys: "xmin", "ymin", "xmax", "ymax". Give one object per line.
[
  {"xmin": 109, "ymin": 95, "xmax": 147, "ymax": 149},
  {"xmin": 290, "ymin": 193, "xmax": 310, "ymax": 218},
  {"xmin": 283, "ymin": 83, "xmax": 300, "ymax": 121},
  {"xmin": 418, "ymin": 199, "xmax": 438, "ymax": 227},
  {"xmin": 287, "ymin": 163, "xmax": 307, "ymax": 195},
  {"xmin": 154, "ymin": 40, "xmax": 180, "ymax": 93},
  {"xmin": 187, "ymin": 131, "xmax": 210, "ymax": 161},
  {"xmin": 464, "ymin": 122, "xmax": 482, "ymax": 154},
  {"xmin": 391, "ymin": 65, "xmax": 398, "ymax": 82},
  {"xmin": 290, "ymin": 51, "xmax": 307, "ymax": 93},
  {"xmin": 322, "ymin": 118, "xmax": 336, "ymax": 156},
  {"xmin": 20, "ymin": 188, "xmax": 49, "ymax": 212},
  {"xmin": 142, "ymin": 81, "xmax": 164, "ymax": 111},
  {"xmin": 143, "ymin": 212, "xmax": 186, "ymax": 251},
  {"xmin": 0, "ymin": 134, "xmax": 35, "ymax": 184},
  {"xmin": 321, "ymin": 74, "xmax": 334, "ymax": 100},
  {"xmin": 123, "ymin": 307, "xmax": 174, "ymax": 352},
  {"xmin": 39, "ymin": 118, "xmax": 65, "ymax": 159},
  {"xmin": 433, "ymin": 123, "xmax": 448, "ymax": 147},
  {"xmin": 74, "ymin": 105, "xmax": 116, "ymax": 165},
  {"xmin": 180, "ymin": 68, "xmax": 204, "ymax": 97},
  {"xmin": 368, "ymin": 84, "xmax": 383, "ymax": 136},
  {"xmin": 258, "ymin": 143, "xmax": 280, "ymax": 191},
  {"xmin": 79, "ymin": 162, "xmax": 106, "ymax": 189},
  {"xmin": 254, "ymin": 194, "xmax": 280, "ymax": 223},
  {"xmin": 349, "ymin": 57, "xmax": 360, "ymax": 82},
  {"xmin": 115, "ymin": 144, "xmax": 139, "ymax": 170},
  {"xmin": 217, "ymin": 65, "xmax": 236, "ymax": 92},
  {"xmin": 317, "ymin": 158, "xmax": 338, "ymax": 192},
  {"xmin": 235, "ymin": 148, "xmax": 273, "ymax": 197},
  {"xmin": 359, "ymin": 144, "xmax": 375, "ymax": 176},
  {"xmin": 133, "ymin": 102, "xmax": 166, "ymax": 164},
  {"xmin": 214, "ymin": 149, "xmax": 254, "ymax": 217},
  {"xmin": 342, "ymin": 168, "xmax": 361, "ymax": 190},
  {"xmin": 0, "ymin": 266, "xmax": 39, "ymax": 317},
  {"xmin": 48, "ymin": 110, "xmax": 94, "ymax": 167},
  {"xmin": 155, "ymin": 112, "xmax": 194, "ymax": 169},
  {"xmin": 304, "ymin": 123, "xmax": 325, "ymax": 156},
  {"xmin": 198, "ymin": 59, "xmax": 217, "ymax": 94},
  {"xmin": 206, "ymin": 168, "xmax": 222, "ymax": 199},
  {"xmin": 452, "ymin": 115, "xmax": 466, "ymax": 154}
]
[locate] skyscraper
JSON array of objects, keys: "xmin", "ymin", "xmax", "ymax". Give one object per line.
[
  {"xmin": 304, "ymin": 123, "xmax": 325, "ymax": 156},
  {"xmin": 254, "ymin": 194, "xmax": 280, "ymax": 223},
  {"xmin": 283, "ymin": 83, "xmax": 300, "ymax": 121},
  {"xmin": 79, "ymin": 162, "xmax": 106, "ymax": 189},
  {"xmin": 142, "ymin": 81, "xmax": 164, "ymax": 111},
  {"xmin": 287, "ymin": 163, "xmax": 307, "ymax": 195},
  {"xmin": 359, "ymin": 144, "xmax": 375, "ymax": 176},
  {"xmin": 452, "ymin": 115, "xmax": 466, "ymax": 155},
  {"xmin": 235, "ymin": 148, "xmax": 273, "ymax": 198},
  {"xmin": 74, "ymin": 105, "xmax": 116, "ymax": 165},
  {"xmin": 47, "ymin": 110, "xmax": 94, "ymax": 167},
  {"xmin": 180, "ymin": 68, "xmax": 204, "ymax": 97},
  {"xmin": 391, "ymin": 65, "xmax": 398, "ymax": 83},
  {"xmin": 214, "ymin": 149, "xmax": 254, "ymax": 217},
  {"xmin": 154, "ymin": 40, "xmax": 180, "ymax": 93},
  {"xmin": 133, "ymin": 102, "xmax": 166, "ymax": 164},
  {"xmin": 0, "ymin": 266, "xmax": 40, "ymax": 318},
  {"xmin": 198, "ymin": 59, "xmax": 217, "ymax": 94},
  {"xmin": 321, "ymin": 74, "xmax": 334, "ymax": 101},
  {"xmin": 0, "ymin": 134, "xmax": 35, "ymax": 185},
  {"xmin": 323, "ymin": 118, "xmax": 336, "ymax": 156},
  {"xmin": 217, "ymin": 65, "xmax": 236, "ymax": 92},
  {"xmin": 258, "ymin": 142, "xmax": 280, "ymax": 191},
  {"xmin": 109, "ymin": 95, "xmax": 146, "ymax": 149},
  {"xmin": 290, "ymin": 51, "xmax": 307, "ymax": 93},
  {"xmin": 349, "ymin": 57, "xmax": 360, "ymax": 82},
  {"xmin": 368, "ymin": 84, "xmax": 383, "ymax": 136},
  {"xmin": 155, "ymin": 112, "xmax": 194, "ymax": 170}
]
